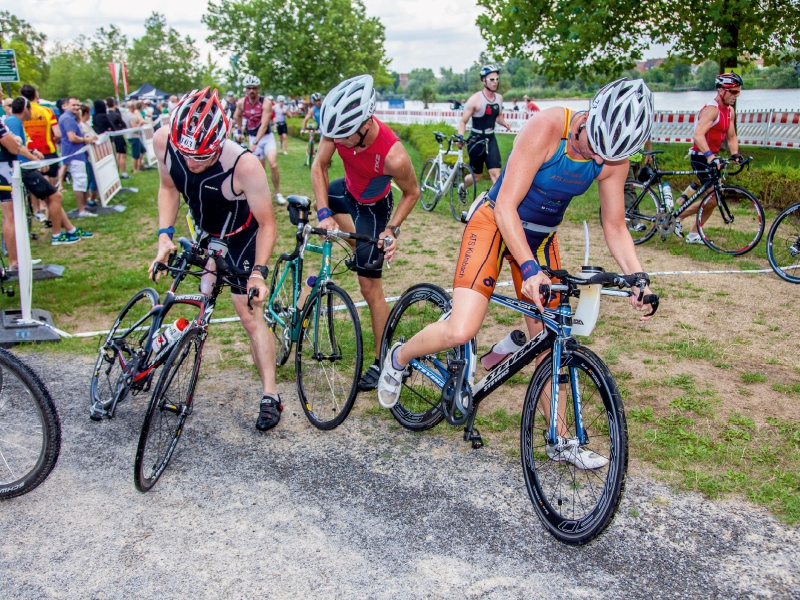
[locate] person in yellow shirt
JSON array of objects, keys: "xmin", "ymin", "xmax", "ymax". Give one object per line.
[{"xmin": 20, "ymin": 84, "xmax": 60, "ymax": 219}]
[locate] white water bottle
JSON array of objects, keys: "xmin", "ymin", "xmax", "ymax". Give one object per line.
[
  {"xmin": 200, "ymin": 257, "xmax": 217, "ymax": 296},
  {"xmin": 572, "ymin": 266, "xmax": 603, "ymax": 337},
  {"xmin": 661, "ymin": 181, "xmax": 674, "ymax": 211},
  {"xmin": 480, "ymin": 329, "xmax": 527, "ymax": 370},
  {"xmin": 152, "ymin": 318, "xmax": 190, "ymax": 354}
]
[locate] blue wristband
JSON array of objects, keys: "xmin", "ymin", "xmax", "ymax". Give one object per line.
[
  {"xmin": 158, "ymin": 226, "xmax": 175, "ymax": 239},
  {"xmin": 520, "ymin": 260, "xmax": 541, "ymax": 280},
  {"xmin": 317, "ymin": 207, "xmax": 333, "ymax": 221},
  {"xmin": 703, "ymin": 150, "xmax": 714, "ymax": 158}
]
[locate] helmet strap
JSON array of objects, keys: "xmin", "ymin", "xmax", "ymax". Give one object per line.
[{"xmin": 355, "ymin": 119, "xmax": 371, "ymax": 149}]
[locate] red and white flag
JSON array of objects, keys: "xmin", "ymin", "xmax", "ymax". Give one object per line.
[
  {"xmin": 121, "ymin": 62, "xmax": 129, "ymax": 96},
  {"xmin": 108, "ymin": 62, "xmax": 121, "ymax": 98}
]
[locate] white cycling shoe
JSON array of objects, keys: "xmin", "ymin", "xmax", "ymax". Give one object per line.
[
  {"xmin": 377, "ymin": 342, "xmax": 405, "ymax": 409},
  {"xmin": 275, "ymin": 193, "xmax": 287, "ymax": 205},
  {"xmin": 546, "ymin": 438, "xmax": 609, "ymax": 470}
]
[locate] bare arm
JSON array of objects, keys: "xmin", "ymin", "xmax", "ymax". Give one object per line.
[
  {"xmin": 301, "ymin": 107, "xmax": 313, "ymax": 130},
  {"xmin": 252, "ymin": 100, "xmax": 273, "ymax": 147},
  {"xmin": 458, "ymin": 95, "xmax": 478, "ymax": 139},
  {"xmin": 381, "ymin": 142, "xmax": 420, "ymax": 261},
  {"xmin": 234, "ymin": 99, "xmax": 244, "ymax": 132},
  {"xmin": 0, "ymin": 134, "xmax": 39, "ymax": 162},
  {"xmin": 726, "ymin": 109, "xmax": 740, "ymax": 156},
  {"xmin": 149, "ymin": 127, "xmax": 181, "ymax": 279},
  {"xmin": 311, "ymin": 137, "xmax": 337, "ymax": 225},
  {"xmin": 494, "ymin": 94, "xmax": 511, "ymax": 130}
]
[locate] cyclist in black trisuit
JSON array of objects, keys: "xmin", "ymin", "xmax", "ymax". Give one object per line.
[{"xmin": 148, "ymin": 87, "xmax": 283, "ymax": 432}]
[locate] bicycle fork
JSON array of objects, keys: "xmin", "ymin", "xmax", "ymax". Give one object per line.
[{"xmin": 547, "ymin": 340, "xmax": 588, "ymax": 449}]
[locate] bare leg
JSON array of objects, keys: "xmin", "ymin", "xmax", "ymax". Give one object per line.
[
  {"xmin": 464, "ymin": 172, "xmax": 483, "ymax": 189},
  {"xmin": 44, "ymin": 191, "xmax": 65, "ymax": 233},
  {"xmin": 232, "ymin": 293, "xmax": 277, "ymax": 395},
  {"xmin": 488, "ymin": 167, "xmax": 502, "ymax": 184},
  {"xmin": 1, "ymin": 202, "xmax": 17, "ymax": 268},
  {"xmin": 267, "ymin": 149, "xmax": 280, "ymax": 195},
  {"xmin": 74, "ymin": 190, "xmax": 87, "ymax": 213},
  {"xmin": 358, "ymin": 276, "xmax": 390, "ymax": 362}
]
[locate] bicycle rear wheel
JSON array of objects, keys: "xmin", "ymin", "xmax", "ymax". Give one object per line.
[
  {"xmin": 306, "ymin": 136, "xmax": 315, "ymax": 167},
  {"xmin": 696, "ymin": 185, "xmax": 765, "ymax": 255},
  {"xmin": 419, "ymin": 159, "xmax": 441, "ymax": 211},
  {"xmin": 521, "ymin": 344, "xmax": 627, "ymax": 545},
  {"xmin": 598, "ymin": 181, "xmax": 659, "ymax": 245},
  {"xmin": 134, "ymin": 328, "xmax": 204, "ymax": 492},
  {"xmin": 266, "ymin": 259, "xmax": 296, "ymax": 366},
  {"xmin": 90, "ymin": 288, "xmax": 159, "ymax": 420},
  {"xmin": 0, "ymin": 349, "xmax": 61, "ymax": 500},
  {"xmin": 296, "ymin": 283, "xmax": 362, "ymax": 430},
  {"xmin": 767, "ymin": 202, "xmax": 800, "ymax": 284},
  {"xmin": 381, "ymin": 283, "xmax": 459, "ymax": 431},
  {"xmin": 450, "ymin": 163, "xmax": 476, "ymax": 221}
]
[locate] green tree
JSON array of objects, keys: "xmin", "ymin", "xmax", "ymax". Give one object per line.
[
  {"xmin": 0, "ymin": 12, "xmax": 47, "ymax": 94},
  {"xmin": 405, "ymin": 68, "xmax": 436, "ymax": 98},
  {"xmin": 203, "ymin": 0, "xmax": 391, "ymax": 96},
  {"xmin": 694, "ymin": 60, "xmax": 720, "ymax": 91},
  {"xmin": 420, "ymin": 84, "xmax": 437, "ymax": 108},
  {"xmin": 437, "ymin": 67, "xmax": 467, "ymax": 95},
  {"xmin": 127, "ymin": 13, "xmax": 200, "ymax": 94}
]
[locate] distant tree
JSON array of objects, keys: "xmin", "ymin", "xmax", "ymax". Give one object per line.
[
  {"xmin": 694, "ymin": 60, "xmax": 719, "ymax": 91},
  {"xmin": 128, "ymin": 13, "xmax": 200, "ymax": 94},
  {"xmin": 437, "ymin": 67, "xmax": 467, "ymax": 95},
  {"xmin": 420, "ymin": 84, "xmax": 436, "ymax": 108},
  {"xmin": 0, "ymin": 11, "xmax": 47, "ymax": 94},
  {"xmin": 766, "ymin": 65, "xmax": 800, "ymax": 89},
  {"xmin": 405, "ymin": 68, "xmax": 436, "ymax": 98}
]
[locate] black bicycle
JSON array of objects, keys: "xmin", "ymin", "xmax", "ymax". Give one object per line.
[
  {"xmin": 604, "ymin": 151, "xmax": 764, "ymax": 255},
  {"xmin": 767, "ymin": 201, "xmax": 800, "ymax": 284}
]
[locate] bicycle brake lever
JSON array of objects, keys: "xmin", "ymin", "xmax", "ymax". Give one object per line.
[
  {"xmin": 247, "ymin": 287, "xmax": 257, "ymax": 311},
  {"xmin": 642, "ymin": 294, "xmax": 659, "ymax": 317}
]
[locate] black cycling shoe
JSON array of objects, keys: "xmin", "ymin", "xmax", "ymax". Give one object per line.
[
  {"xmin": 357, "ymin": 363, "xmax": 381, "ymax": 391},
  {"xmin": 256, "ymin": 394, "xmax": 283, "ymax": 431},
  {"xmin": 344, "ymin": 256, "xmax": 357, "ymax": 272}
]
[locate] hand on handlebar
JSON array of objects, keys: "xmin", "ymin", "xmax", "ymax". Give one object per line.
[
  {"xmin": 521, "ymin": 271, "xmax": 552, "ymax": 313},
  {"xmin": 317, "ymin": 216, "xmax": 338, "ymax": 231},
  {"xmin": 148, "ymin": 235, "xmax": 178, "ymax": 281},
  {"xmin": 246, "ymin": 278, "xmax": 267, "ymax": 309},
  {"xmin": 629, "ymin": 283, "xmax": 656, "ymax": 320},
  {"xmin": 379, "ymin": 228, "xmax": 398, "ymax": 262}
]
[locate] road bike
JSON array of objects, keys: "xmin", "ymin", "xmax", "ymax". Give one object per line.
[
  {"xmin": 766, "ymin": 201, "xmax": 800, "ymax": 284},
  {"xmin": 603, "ymin": 151, "xmax": 764, "ymax": 255},
  {"xmin": 419, "ymin": 131, "xmax": 476, "ymax": 221},
  {"xmin": 0, "ymin": 348, "xmax": 61, "ymax": 500},
  {"xmin": 300, "ymin": 128, "xmax": 320, "ymax": 167},
  {"xmin": 266, "ymin": 196, "xmax": 389, "ymax": 429},
  {"xmin": 381, "ymin": 267, "xmax": 658, "ymax": 545}
]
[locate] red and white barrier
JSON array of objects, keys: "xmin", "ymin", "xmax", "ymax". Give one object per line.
[
  {"xmin": 141, "ymin": 124, "xmax": 158, "ymax": 167},
  {"xmin": 87, "ymin": 135, "xmax": 123, "ymax": 206}
]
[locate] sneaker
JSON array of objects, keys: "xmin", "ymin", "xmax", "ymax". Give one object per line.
[
  {"xmin": 685, "ymin": 232, "xmax": 703, "ymax": 244},
  {"xmin": 630, "ymin": 222, "xmax": 647, "ymax": 232},
  {"xmin": 34, "ymin": 211, "xmax": 47, "ymax": 222},
  {"xmin": 377, "ymin": 342, "xmax": 405, "ymax": 408},
  {"xmin": 72, "ymin": 228, "xmax": 93, "ymax": 238},
  {"xmin": 51, "ymin": 231, "xmax": 80, "ymax": 245},
  {"xmin": 674, "ymin": 220, "xmax": 684, "ymax": 238},
  {"xmin": 256, "ymin": 394, "xmax": 283, "ymax": 431},
  {"xmin": 87, "ymin": 201, "xmax": 99, "ymax": 209},
  {"xmin": 283, "ymin": 151, "xmax": 288, "ymax": 155},
  {"xmin": 77, "ymin": 211, "xmax": 98, "ymax": 218},
  {"xmin": 275, "ymin": 193, "xmax": 287, "ymax": 205},
  {"xmin": 31, "ymin": 258, "xmax": 42, "ymax": 265},
  {"xmin": 120, "ymin": 173, "xmax": 130, "ymax": 179},
  {"xmin": 357, "ymin": 362, "xmax": 381, "ymax": 392},
  {"xmin": 546, "ymin": 438, "xmax": 608, "ymax": 470}
]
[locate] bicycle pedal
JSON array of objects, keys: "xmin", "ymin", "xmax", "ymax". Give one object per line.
[{"xmin": 466, "ymin": 428, "xmax": 483, "ymax": 449}]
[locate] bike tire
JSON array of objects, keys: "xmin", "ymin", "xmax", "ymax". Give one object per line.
[
  {"xmin": 381, "ymin": 283, "xmax": 460, "ymax": 431},
  {"xmin": 306, "ymin": 136, "xmax": 315, "ymax": 167},
  {"xmin": 0, "ymin": 348, "xmax": 61, "ymax": 500},
  {"xmin": 134, "ymin": 328, "xmax": 205, "ymax": 492},
  {"xmin": 696, "ymin": 185, "xmax": 765, "ymax": 255},
  {"xmin": 520, "ymin": 344, "xmax": 627, "ymax": 545},
  {"xmin": 598, "ymin": 181, "xmax": 659, "ymax": 245},
  {"xmin": 767, "ymin": 202, "xmax": 800, "ymax": 284},
  {"xmin": 419, "ymin": 159, "xmax": 440, "ymax": 211},
  {"xmin": 266, "ymin": 258, "xmax": 296, "ymax": 366},
  {"xmin": 296, "ymin": 283, "xmax": 362, "ymax": 430},
  {"xmin": 90, "ymin": 288, "xmax": 159, "ymax": 420},
  {"xmin": 450, "ymin": 163, "xmax": 476, "ymax": 222}
]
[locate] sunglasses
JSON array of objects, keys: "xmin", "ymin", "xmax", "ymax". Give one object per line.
[
  {"xmin": 180, "ymin": 150, "xmax": 218, "ymax": 163},
  {"xmin": 724, "ymin": 88, "xmax": 741, "ymax": 96},
  {"xmin": 486, "ymin": 77, "xmax": 499, "ymax": 82}
]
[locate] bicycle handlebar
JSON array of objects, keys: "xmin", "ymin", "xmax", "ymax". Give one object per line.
[
  {"xmin": 539, "ymin": 268, "xmax": 659, "ymax": 317},
  {"xmin": 280, "ymin": 224, "xmax": 391, "ymax": 270}
]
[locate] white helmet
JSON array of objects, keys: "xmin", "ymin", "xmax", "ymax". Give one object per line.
[
  {"xmin": 276, "ymin": 94, "xmax": 285, "ymax": 102},
  {"xmin": 585, "ymin": 78, "xmax": 654, "ymax": 161},
  {"xmin": 242, "ymin": 74, "xmax": 260, "ymax": 87},
  {"xmin": 319, "ymin": 74, "xmax": 376, "ymax": 138}
]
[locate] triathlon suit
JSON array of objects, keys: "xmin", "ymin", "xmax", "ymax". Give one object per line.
[
  {"xmin": 23, "ymin": 102, "xmax": 60, "ymax": 178},
  {"xmin": 455, "ymin": 108, "xmax": 603, "ymax": 307},
  {"xmin": 307, "ymin": 105, "xmax": 321, "ymax": 130},
  {"xmin": 689, "ymin": 98, "xmax": 732, "ymax": 183},
  {"xmin": 467, "ymin": 91, "xmax": 502, "ymax": 174},
  {"xmin": 274, "ymin": 103, "xmax": 288, "ymax": 136},
  {"xmin": 327, "ymin": 117, "xmax": 399, "ymax": 279},
  {"xmin": 243, "ymin": 95, "xmax": 276, "ymax": 159},
  {"xmin": 164, "ymin": 140, "xmax": 257, "ymax": 294}
]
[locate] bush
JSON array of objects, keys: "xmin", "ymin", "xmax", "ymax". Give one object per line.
[{"xmin": 386, "ymin": 122, "xmax": 460, "ymax": 164}]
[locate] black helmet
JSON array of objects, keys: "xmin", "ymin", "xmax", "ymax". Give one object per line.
[
  {"xmin": 637, "ymin": 165, "xmax": 654, "ymax": 183},
  {"xmin": 480, "ymin": 65, "xmax": 500, "ymax": 80},
  {"xmin": 715, "ymin": 72, "xmax": 743, "ymax": 89}
]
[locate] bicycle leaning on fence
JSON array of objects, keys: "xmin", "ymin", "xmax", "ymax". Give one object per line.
[
  {"xmin": 605, "ymin": 151, "xmax": 764, "ymax": 255},
  {"xmin": 380, "ymin": 267, "xmax": 658, "ymax": 545},
  {"xmin": 767, "ymin": 201, "xmax": 800, "ymax": 284},
  {"xmin": 266, "ymin": 195, "xmax": 389, "ymax": 429},
  {"xmin": 418, "ymin": 131, "xmax": 476, "ymax": 221}
]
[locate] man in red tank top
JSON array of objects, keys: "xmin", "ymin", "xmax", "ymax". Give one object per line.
[{"xmin": 312, "ymin": 74, "xmax": 420, "ymax": 391}]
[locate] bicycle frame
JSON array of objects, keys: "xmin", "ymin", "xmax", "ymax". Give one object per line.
[{"xmin": 428, "ymin": 136, "xmax": 468, "ymax": 199}]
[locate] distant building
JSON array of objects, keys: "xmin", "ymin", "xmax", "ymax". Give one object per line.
[
  {"xmin": 635, "ymin": 59, "xmax": 666, "ymax": 72},
  {"xmin": 398, "ymin": 73, "xmax": 409, "ymax": 89}
]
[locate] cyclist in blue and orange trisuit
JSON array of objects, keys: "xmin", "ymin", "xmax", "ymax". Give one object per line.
[
  {"xmin": 679, "ymin": 72, "xmax": 744, "ymax": 244},
  {"xmin": 379, "ymin": 79, "xmax": 657, "ymax": 468},
  {"xmin": 148, "ymin": 87, "xmax": 284, "ymax": 432},
  {"xmin": 311, "ymin": 74, "xmax": 420, "ymax": 392},
  {"xmin": 301, "ymin": 93, "xmax": 322, "ymax": 131}
]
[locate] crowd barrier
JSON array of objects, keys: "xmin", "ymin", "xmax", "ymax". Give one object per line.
[
  {"xmin": 87, "ymin": 135, "xmax": 123, "ymax": 206},
  {"xmin": 375, "ymin": 109, "xmax": 800, "ymax": 149}
]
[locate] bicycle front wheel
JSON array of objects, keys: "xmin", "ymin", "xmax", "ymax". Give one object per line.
[
  {"xmin": 450, "ymin": 163, "xmax": 476, "ymax": 221},
  {"xmin": 382, "ymin": 283, "xmax": 460, "ymax": 431},
  {"xmin": 0, "ymin": 349, "xmax": 61, "ymax": 500},
  {"xmin": 296, "ymin": 283, "xmax": 362, "ymax": 430},
  {"xmin": 767, "ymin": 202, "xmax": 800, "ymax": 284},
  {"xmin": 90, "ymin": 288, "xmax": 159, "ymax": 420},
  {"xmin": 696, "ymin": 185, "xmax": 765, "ymax": 255},
  {"xmin": 521, "ymin": 344, "xmax": 627, "ymax": 545},
  {"xmin": 134, "ymin": 328, "xmax": 204, "ymax": 492},
  {"xmin": 419, "ymin": 159, "xmax": 441, "ymax": 211},
  {"xmin": 266, "ymin": 259, "xmax": 296, "ymax": 366},
  {"xmin": 598, "ymin": 181, "xmax": 659, "ymax": 245}
]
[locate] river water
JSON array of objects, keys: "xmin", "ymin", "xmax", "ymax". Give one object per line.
[{"xmin": 380, "ymin": 88, "xmax": 800, "ymax": 113}]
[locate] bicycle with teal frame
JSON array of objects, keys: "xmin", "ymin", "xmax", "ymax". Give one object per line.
[{"xmin": 266, "ymin": 196, "xmax": 390, "ymax": 429}]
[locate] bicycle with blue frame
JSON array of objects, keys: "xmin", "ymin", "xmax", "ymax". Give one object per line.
[{"xmin": 380, "ymin": 267, "xmax": 658, "ymax": 545}]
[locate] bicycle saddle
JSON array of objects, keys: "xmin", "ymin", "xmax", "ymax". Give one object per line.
[
  {"xmin": 286, "ymin": 195, "xmax": 311, "ymax": 208},
  {"xmin": 641, "ymin": 150, "xmax": 664, "ymax": 156},
  {"xmin": 433, "ymin": 131, "xmax": 446, "ymax": 143}
]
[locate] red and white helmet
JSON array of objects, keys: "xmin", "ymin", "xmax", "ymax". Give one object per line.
[
  {"xmin": 715, "ymin": 72, "xmax": 743, "ymax": 89},
  {"xmin": 169, "ymin": 87, "xmax": 229, "ymax": 157}
]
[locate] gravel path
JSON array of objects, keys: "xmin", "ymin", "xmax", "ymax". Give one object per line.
[{"xmin": 1, "ymin": 354, "xmax": 798, "ymax": 599}]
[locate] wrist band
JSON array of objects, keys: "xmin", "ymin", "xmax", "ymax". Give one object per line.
[
  {"xmin": 158, "ymin": 226, "xmax": 175, "ymax": 239},
  {"xmin": 317, "ymin": 207, "xmax": 333, "ymax": 221},
  {"xmin": 249, "ymin": 271, "xmax": 264, "ymax": 280},
  {"xmin": 520, "ymin": 260, "xmax": 541, "ymax": 280},
  {"xmin": 703, "ymin": 150, "xmax": 714, "ymax": 158}
]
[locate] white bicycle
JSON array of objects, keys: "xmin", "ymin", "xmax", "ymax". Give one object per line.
[{"xmin": 418, "ymin": 132, "xmax": 476, "ymax": 221}]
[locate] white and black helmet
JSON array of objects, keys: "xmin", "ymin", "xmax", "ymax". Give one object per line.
[
  {"xmin": 585, "ymin": 78, "xmax": 654, "ymax": 161},
  {"xmin": 242, "ymin": 74, "xmax": 261, "ymax": 87},
  {"xmin": 276, "ymin": 94, "xmax": 286, "ymax": 102},
  {"xmin": 319, "ymin": 74, "xmax": 376, "ymax": 138}
]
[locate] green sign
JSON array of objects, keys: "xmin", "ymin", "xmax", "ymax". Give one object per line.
[{"xmin": 0, "ymin": 50, "xmax": 20, "ymax": 83}]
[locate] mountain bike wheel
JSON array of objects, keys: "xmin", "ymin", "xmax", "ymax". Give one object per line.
[
  {"xmin": 450, "ymin": 163, "xmax": 476, "ymax": 221},
  {"xmin": 767, "ymin": 202, "xmax": 800, "ymax": 284},
  {"xmin": 382, "ymin": 283, "xmax": 460, "ymax": 431},
  {"xmin": 90, "ymin": 288, "xmax": 159, "ymax": 420},
  {"xmin": 266, "ymin": 259, "xmax": 296, "ymax": 366},
  {"xmin": 697, "ymin": 185, "xmax": 765, "ymax": 255},
  {"xmin": 521, "ymin": 344, "xmax": 627, "ymax": 545},
  {"xmin": 134, "ymin": 328, "xmax": 204, "ymax": 492},
  {"xmin": 0, "ymin": 349, "xmax": 61, "ymax": 500},
  {"xmin": 598, "ymin": 181, "xmax": 659, "ymax": 245},
  {"xmin": 419, "ymin": 159, "xmax": 441, "ymax": 211},
  {"xmin": 296, "ymin": 283, "xmax": 362, "ymax": 430}
]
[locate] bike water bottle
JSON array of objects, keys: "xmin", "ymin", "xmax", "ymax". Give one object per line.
[
  {"xmin": 200, "ymin": 257, "xmax": 217, "ymax": 296},
  {"xmin": 661, "ymin": 181, "xmax": 674, "ymax": 211},
  {"xmin": 480, "ymin": 330, "xmax": 527, "ymax": 370},
  {"xmin": 572, "ymin": 266, "xmax": 603, "ymax": 337},
  {"xmin": 152, "ymin": 318, "xmax": 190, "ymax": 354},
  {"xmin": 298, "ymin": 275, "xmax": 317, "ymax": 310}
]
